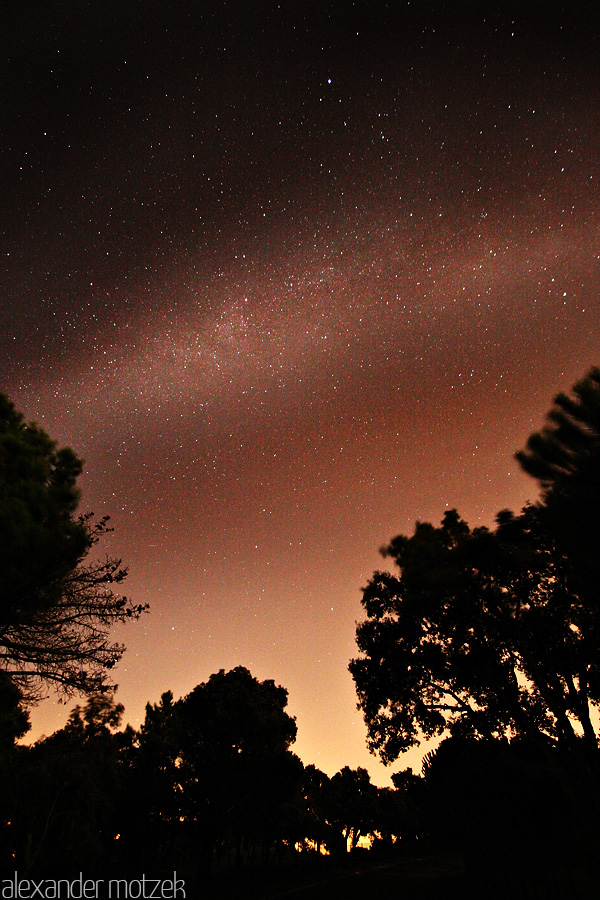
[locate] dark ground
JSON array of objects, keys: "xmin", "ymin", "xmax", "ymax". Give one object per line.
[
  {"xmin": 197, "ymin": 853, "xmax": 465, "ymax": 900},
  {"xmin": 195, "ymin": 851, "xmax": 598, "ymax": 900}
]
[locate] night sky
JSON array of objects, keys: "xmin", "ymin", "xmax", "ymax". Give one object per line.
[{"xmin": 2, "ymin": 1, "xmax": 600, "ymax": 785}]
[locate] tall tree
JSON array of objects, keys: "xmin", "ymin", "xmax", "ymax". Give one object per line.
[
  {"xmin": 351, "ymin": 505, "xmax": 600, "ymax": 763},
  {"xmin": 350, "ymin": 369, "xmax": 600, "ymax": 766},
  {"xmin": 0, "ymin": 393, "xmax": 147, "ymax": 701},
  {"xmin": 128, "ymin": 667, "xmax": 303, "ymax": 873},
  {"xmin": 324, "ymin": 766, "xmax": 379, "ymax": 853},
  {"xmin": 176, "ymin": 667, "xmax": 302, "ymax": 864}
]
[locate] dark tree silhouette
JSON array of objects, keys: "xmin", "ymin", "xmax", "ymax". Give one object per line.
[
  {"xmin": 3, "ymin": 691, "xmax": 125, "ymax": 876},
  {"xmin": 299, "ymin": 765, "xmax": 408, "ymax": 855},
  {"xmin": 516, "ymin": 365, "xmax": 600, "ymax": 598},
  {"xmin": 0, "ymin": 672, "xmax": 29, "ymax": 751},
  {"xmin": 0, "ymin": 394, "xmax": 147, "ymax": 700},
  {"xmin": 421, "ymin": 737, "xmax": 578, "ymax": 897},
  {"xmin": 176, "ymin": 667, "xmax": 302, "ymax": 867},
  {"xmin": 324, "ymin": 766, "xmax": 379, "ymax": 853},
  {"xmin": 124, "ymin": 667, "xmax": 303, "ymax": 874},
  {"xmin": 350, "ymin": 368, "xmax": 600, "ymax": 765},
  {"xmin": 299, "ymin": 764, "xmax": 332, "ymax": 854},
  {"xmin": 350, "ymin": 507, "xmax": 597, "ymax": 760},
  {"xmin": 0, "ymin": 394, "xmax": 88, "ymax": 622},
  {"xmin": 386, "ymin": 768, "xmax": 427, "ymax": 850}
]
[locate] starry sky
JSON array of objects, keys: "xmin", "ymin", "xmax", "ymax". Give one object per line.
[{"xmin": 2, "ymin": 1, "xmax": 600, "ymax": 785}]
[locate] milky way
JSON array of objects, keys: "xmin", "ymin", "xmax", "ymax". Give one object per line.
[{"xmin": 2, "ymin": 3, "xmax": 600, "ymax": 783}]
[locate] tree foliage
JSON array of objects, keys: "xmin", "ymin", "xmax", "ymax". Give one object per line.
[
  {"xmin": 350, "ymin": 368, "xmax": 600, "ymax": 765},
  {"xmin": 1, "ymin": 668, "xmax": 423, "ymax": 878},
  {"xmin": 174, "ymin": 666, "xmax": 301, "ymax": 855},
  {"xmin": 126, "ymin": 667, "xmax": 303, "ymax": 871},
  {"xmin": 299, "ymin": 764, "xmax": 408, "ymax": 855},
  {"xmin": 0, "ymin": 394, "xmax": 88, "ymax": 622},
  {"xmin": 0, "ymin": 393, "xmax": 147, "ymax": 701},
  {"xmin": 516, "ymin": 365, "xmax": 600, "ymax": 594},
  {"xmin": 325, "ymin": 766, "xmax": 379, "ymax": 852},
  {"xmin": 3, "ymin": 691, "xmax": 125, "ymax": 875},
  {"xmin": 516, "ymin": 367, "xmax": 600, "ymax": 497}
]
